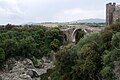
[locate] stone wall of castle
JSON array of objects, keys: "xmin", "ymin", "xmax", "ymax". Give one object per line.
[
  {"xmin": 113, "ymin": 5, "xmax": 120, "ymax": 22},
  {"xmin": 106, "ymin": 3, "xmax": 120, "ymax": 26}
]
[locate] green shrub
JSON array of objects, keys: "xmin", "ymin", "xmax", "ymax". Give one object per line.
[{"xmin": 0, "ymin": 48, "xmax": 5, "ymax": 64}]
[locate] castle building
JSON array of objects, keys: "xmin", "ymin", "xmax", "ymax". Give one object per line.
[{"xmin": 106, "ymin": 3, "xmax": 120, "ymax": 26}]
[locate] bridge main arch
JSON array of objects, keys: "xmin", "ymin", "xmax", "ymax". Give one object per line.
[
  {"xmin": 71, "ymin": 28, "xmax": 82, "ymax": 43},
  {"xmin": 61, "ymin": 27, "xmax": 88, "ymax": 43}
]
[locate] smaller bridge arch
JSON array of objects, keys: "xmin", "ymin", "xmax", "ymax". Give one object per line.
[{"xmin": 62, "ymin": 34, "xmax": 67, "ymax": 43}]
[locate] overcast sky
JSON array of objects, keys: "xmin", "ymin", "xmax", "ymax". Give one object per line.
[{"xmin": 0, "ymin": 0, "xmax": 120, "ymax": 24}]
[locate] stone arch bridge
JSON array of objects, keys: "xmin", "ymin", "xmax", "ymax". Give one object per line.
[{"xmin": 60, "ymin": 26, "xmax": 101, "ymax": 43}]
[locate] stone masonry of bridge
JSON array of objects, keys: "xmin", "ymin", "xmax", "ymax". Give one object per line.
[
  {"xmin": 61, "ymin": 28, "xmax": 85, "ymax": 43},
  {"xmin": 61, "ymin": 25, "xmax": 101, "ymax": 43}
]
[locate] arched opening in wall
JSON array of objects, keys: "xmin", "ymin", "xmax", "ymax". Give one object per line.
[
  {"xmin": 62, "ymin": 34, "xmax": 67, "ymax": 43},
  {"xmin": 72, "ymin": 29, "xmax": 85, "ymax": 43}
]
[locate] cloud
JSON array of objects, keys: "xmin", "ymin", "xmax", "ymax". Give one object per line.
[
  {"xmin": 0, "ymin": 0, "xmax": 23, "ymax": 15},
  {"xmin": 0, "ymin": 0, "xmax": 59, "ymax": 24},
  {"xmin": 0, "ymin": 0, "xmax": 114, "ymax": 24},
  {"xmin": 0, "ymin": 0, "xmax": 25, "ymax": 24},
  {"xmin": 52, "ymin": 8, "xmax": 105, "ymax": 22}
]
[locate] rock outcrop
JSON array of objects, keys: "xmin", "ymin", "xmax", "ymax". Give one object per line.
[
  {"xmin": 0, "ymin": 57, "xmax": 54, "ymax": 80},
  {"xmin": 114, "ymin": 61, "xmax": 120, "ymax": 80}
]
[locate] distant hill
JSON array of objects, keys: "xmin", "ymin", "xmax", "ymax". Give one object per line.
[
  {"xmin": 23, "ymin": 18, "xmax": 105, "ymax": 25},
  {"xmin": 74, "ymin": 18, "xmax": 105, "ymax": 23}
]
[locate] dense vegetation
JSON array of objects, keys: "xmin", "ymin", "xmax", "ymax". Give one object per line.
[
  {"xmin": 0, "ymin": 19, "xmax": 120, "ymax": 80},
  {"xmin": 0, "ymin": 24, "xmax": 63, "ymax": 65},
  {"xmin": 50, "ymin": 19, "xmax": 120, "ymax": 80}
]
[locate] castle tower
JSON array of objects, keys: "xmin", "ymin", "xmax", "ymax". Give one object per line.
[{"xmin": 106, "ymin": 3, "xmax": 116, "ymax": 26}]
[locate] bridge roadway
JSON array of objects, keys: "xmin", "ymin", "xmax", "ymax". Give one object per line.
[{"xmin": 60, "ymin": 25, "xmax": 101, "ymax": 32}]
